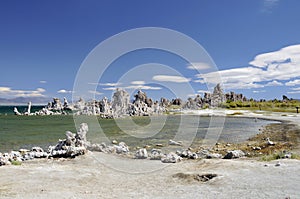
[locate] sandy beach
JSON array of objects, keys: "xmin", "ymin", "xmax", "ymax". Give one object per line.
[
  {"xmin": 1, "ymin": 110, "xmax": 300, "ymax": 199},
  {"xmin": 0, "ymin": 152, "xmax": 299, "ymax": 199}
]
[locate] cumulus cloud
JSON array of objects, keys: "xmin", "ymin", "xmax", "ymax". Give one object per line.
[
  {"xmin": 249, "ymin": 44, "xmax": 300, "ymax": 68},
  {"xmin": 0, "ymin": 87, "xmax": 46, "ymax": 98},
  {"xmin": 152, "ymin": 75, "xmax": 191, "ymax": 83},
  {"xmin": 187, "ymin": 62, "xmax": 212, "ymax": 70},
  {"xmin": 57, "ymin": 89, "xmax": 73, "ymax": 94},
  {"xmin": 196, "ymin": 44, "xmax": 300, "ymax": 90},
  {"xmin": 286, "ymin": 79, "xmax": 300, "ymax": 86}
]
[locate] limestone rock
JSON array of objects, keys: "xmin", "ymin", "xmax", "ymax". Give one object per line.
[
  {"xmin": 161, "ymin": 152, "xmax": 182, "ymax": 163},
  {"xmin": 114, "ymin": 142, "xmax": 129, "ymax": 154},
  {"xmin": 223, "ymin": 150, "xmax": 245, "ymax": 159},
  {"xmin": 177, "ymin": 149, "xmax": 198, "ymax": 159},
  {"xmin": 149, "ymin": 149, "xmax": 164, "ymax": 160},
  {"xmin": 112, "ymin": 88, "xmax": 130, "ymax": 117},
  {"xmin": 169, "ymin": 140, "xmax": 182, "ymax": 146},
  {"xmin": 135, "ymin": 148, "xmax": 148, "ymax": 159}
]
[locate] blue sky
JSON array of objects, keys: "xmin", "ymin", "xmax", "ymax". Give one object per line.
[{"xmin": 1, "ymin": 0, "xmax": 300, "ymax": 101}]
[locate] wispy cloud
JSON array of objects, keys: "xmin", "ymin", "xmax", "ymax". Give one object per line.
[
  {"xmin": 287, "ymin": 90, "xmax": 300, "ymax": 94},
  {"xmin": 0, "ymin": 87, "xmax": 46, "ymax": 98},
  {"xmin": 88, "ymin": 90, "xmax": 103, "ymax": 95},
  {"xmin": 57, "ymin": 89, "xmax": 73, "ymax": 94},
  {"xmin": 253, "ymin": 90, "xmax": 266, "ymax": 93},
  {"xmin": 103, "ymin": 85, "xmax": 161, "ymax": 91},
  {"xmin": 89, "ymin": 82, "xmax": 122, "ymax": 87},
  {"xmin": 124, "ymin": 85, "xmax": 162, "ymax": 90},
  {"xmin": 102, "ymin": 87, "xmax": 118, "ymax": 91},
  {"xmin": 261, "ymin": 0, "xmax": 280, "ymax": 13},
  {"xmin": 39, "ymin": 80, "xmax": 47, "ymax": 84},
  {"xmin": 152, "ymin": 75, "xmax": 191, "ymax": 83},
  {"xmin": 197, "ymin": 90, "xmax": 210, "ymax": 94},
  {"xmin": 186, "ymin": 62, "xmax": 212, "ymax": 70},
  {"xmin": 131, "ymin": 81, "xmax": 145, "ymax": 85}
]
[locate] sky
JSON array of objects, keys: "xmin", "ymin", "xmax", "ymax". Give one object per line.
[{"xmin": 1, "ymin": 0, "xmax": 300, "ymax": 102}]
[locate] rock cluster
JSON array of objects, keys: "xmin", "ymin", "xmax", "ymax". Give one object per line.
[
  {"xmin": 223, "ymin": 150, "xmax": 245, "ymax": 159},
  {"xmin": 161, "ymin": 152, "xmax": 182, "ymax": 163},
  {"xmin": 182, "ymin": 83, "xmax": 247, "ymax": 109},
  {"xmin": 48, "ymin": 123, "xmax": 89, "ymax": 157},
  {"xmin": 0, "ymin": 123, "xmax": 90, "ymax": 166}
]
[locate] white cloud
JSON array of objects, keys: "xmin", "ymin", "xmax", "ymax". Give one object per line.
[
  {"xmin": 102, "ymin": 87, "xmax": 118, "ymax": 91},
  {"xmin": 291, "ymin": 87, "xmax": 300, "ymax": 91},
  {"xmin": 286, "ymin": 79, "xmax": 300, "ymax": 86},
  {"xmin": 57, "ymin": 89, "xmax": 73, "ymax": 94},
  {"xmin": 124, "ymin": 85, "xmax": 162, "ymax": 90},
  {"xmin": 103, "ymin": 85, "xmax": 161, "ymax": 91},
  {"xmin": 197, "ymin": 90, "xmax": 210, "ymax": 94},
  {"xmin": 152, "ymin": 75, "xmax": 191, "ymax": 83},
  {"xmin": 0, "ymin": 87, "xmax": 11, "ymax": 92},
  {"xmin": 100, "ymin": 82, "xmax": 122, "ymax": 87},
  {"xmin": 249, "ymin": 44, "xmax": 300, "ymax": 68},
  {"xmin": 265, "ymin": 80, "xmax": 283, "ymax": 86},
  {"xmin": 261, "ymin": 0, "xmax": 280, "ymax": 13},
  {"xmin": 0, "ymin": 87, "xmax": 46, "ymax": 98},
  {"xmin": 287, "ymin": 91, "xmax": 300, "ymax": 94},
  {"xmin": 195, "ymin": 44, "xmax": 300, "ymax": 90},
  {"xmin": 187, "ymin": 62, "xmax": 212, "ymax": 70},
  {"xmin": 88, "ymin": 90, "xmax": 103, "ymax": 95},
  {"xmin": 88, "ymin": 82, "xmax": 122, "ymax": 87},
  {"xmin": 253, "ymin": 90, "xmax": 266, "ymax": 93},
  {"xmin": 39, "ymin": 80, "xmax": 47, "ymax": 84},
  {"xmin": 131, "ymin": 81, "xmax": 145, "ymax": 85}
]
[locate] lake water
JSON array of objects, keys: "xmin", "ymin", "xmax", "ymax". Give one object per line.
[{"xmin": 0, "ymin": 107, "xmax": 280, "ymax": 152}]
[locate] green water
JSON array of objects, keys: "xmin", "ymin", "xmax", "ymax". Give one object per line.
[{"xmin": 0, "ymin": 114, "xmax": 279, "ymax": 153}]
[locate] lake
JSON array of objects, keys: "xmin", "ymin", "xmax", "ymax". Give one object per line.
[{"xmin": 0, "ymin": 111, "xmax": 279, "ymax": 152}]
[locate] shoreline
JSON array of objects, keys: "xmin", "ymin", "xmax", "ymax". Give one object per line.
[{"xmin": 1, "ymin": 110, "xmax": 300, "ymax": 198}]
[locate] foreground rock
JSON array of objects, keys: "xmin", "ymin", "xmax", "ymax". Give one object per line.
[
  {"xmin": 223, "ymin": 150, "xmax": 245, "ymax": 159},
  {"xmin": 161, "ymin": 152, "xmax": 182, "ymax": 163},
  {"xmin": 48, "ymin": 123, "xmax": 89, "ymax": 157},
  {"xmin": 0, "ymin": 123, "xmax": 90, "ymax": 166},
  {"xmin": 135, "ymin": 148, "xmax": 148, "ymax": 159}
]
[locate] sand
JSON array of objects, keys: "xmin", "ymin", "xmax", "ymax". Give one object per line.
[{"xmin": 0, "ymin": 152, "xmax": 299, "ymax": 199}]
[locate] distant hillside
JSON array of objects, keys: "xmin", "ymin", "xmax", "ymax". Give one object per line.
[{"xmin": 0, "ymin": 97, "xmax": 51, "ymax": 105}]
